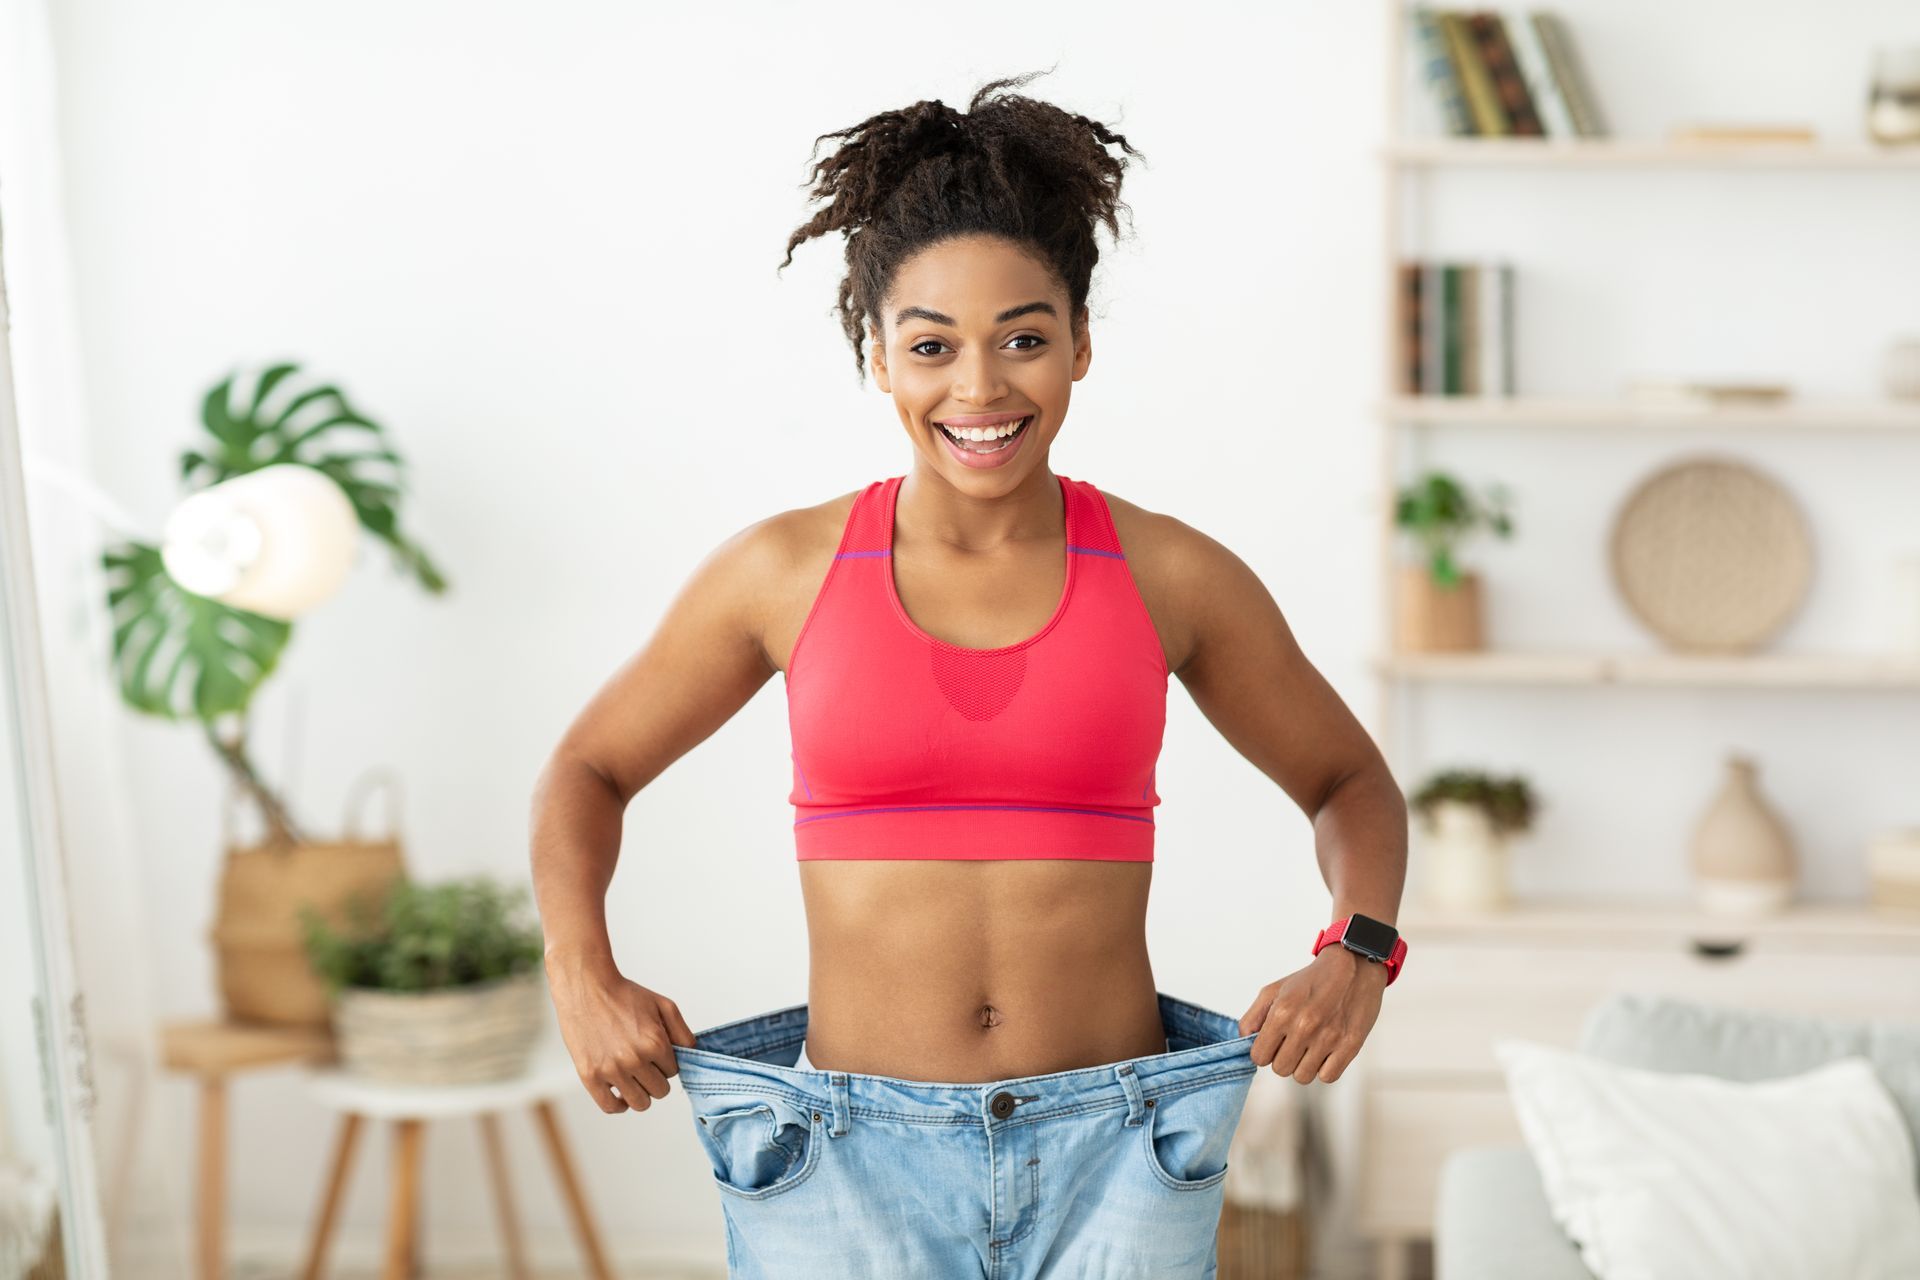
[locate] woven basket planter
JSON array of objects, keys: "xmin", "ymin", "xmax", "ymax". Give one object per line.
[{"xmin": 331, "ymin": 969, "xmax": 548, "ymax": 1085}]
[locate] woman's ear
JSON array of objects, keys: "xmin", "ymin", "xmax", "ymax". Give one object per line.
[{"xmin": 869, "ymin": 323, "xmax": 890, "ymax": 392}]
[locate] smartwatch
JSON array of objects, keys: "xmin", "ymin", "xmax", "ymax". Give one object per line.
[{"xmin": 1312, "ymin": 913, "xmax": 1407, "ymax": 986}]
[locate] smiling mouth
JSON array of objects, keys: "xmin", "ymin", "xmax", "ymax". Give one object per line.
[{"xmin": 933, "ymin": 415, "xmax": 1033, "ymax": 453}]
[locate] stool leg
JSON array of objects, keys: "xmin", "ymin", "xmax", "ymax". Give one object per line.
[
  {"xmin": 530, "ymin": 1099, "xmax": 615, "ymax": 1280},
  {"xmin": 196, "ymin": 1075, "xmax": 226, "ymax": 1280},
  {"xmin": 300, "ymin": 1113, "xmax": 364, "ymax": 1280},
  {"xmin": 477, "ymin": 1113, "xmax": 529, "ymax": 1280},
  {"xmin": 381, "ymin": 1119, "xmax": 424, "ymax": 1280}
]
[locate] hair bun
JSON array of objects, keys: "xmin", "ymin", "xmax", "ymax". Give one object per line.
[{"xmin": 903, "ymin": 98, "xmax": 971, "ymax": 152}]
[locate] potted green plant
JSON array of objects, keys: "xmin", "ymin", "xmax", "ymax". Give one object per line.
[
  {"xmin": 1394, "ymin": 470, "xmax": 1514, "ymax": 652},
  {"xmin": 300, "ymin": 875, "xmax": 549, "ymax": 1084},
  {"xmin": 98, "ymin": 362, "xmax": 449, "ymax": 1027},
  {"xmin": 1410, "ymin": 768, "xmax": 1538, "ymax": 910}
]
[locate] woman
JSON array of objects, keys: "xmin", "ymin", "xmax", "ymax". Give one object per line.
[{"xmin": 530, "ymin": 70, "xmax": 1409, "ymax": 1279}]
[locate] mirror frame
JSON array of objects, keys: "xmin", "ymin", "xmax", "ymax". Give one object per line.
[{"xmin": 0, "ymin": 210, "xmax": 112, "ymax": 1277}]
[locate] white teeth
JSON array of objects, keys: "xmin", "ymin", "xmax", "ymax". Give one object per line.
[{"xmin": 937, "ymin": 416, "xmax": 1029, "ymax": 442}]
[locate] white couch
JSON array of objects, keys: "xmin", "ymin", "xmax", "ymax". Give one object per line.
[{"xmin": 1432, "ymin": 991, "xmax": 1920, "ymax": 1279}]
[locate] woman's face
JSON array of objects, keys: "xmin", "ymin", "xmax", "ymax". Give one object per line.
[{"xmin": 869, "ymin": 234, "xmax": 1090, "ymax": 489}]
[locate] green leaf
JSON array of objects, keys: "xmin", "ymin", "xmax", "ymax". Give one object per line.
[
  {"xmin": 1396, "ymin": 469, "xmax": 1517, "ymax": 577},
  {"xmin": 99, "ymin": 540, "xmax": 291, "ymax": 720},
  {"xmin": 297, "ymin": 875, "xmax": 545, "ymax": 993},
  {"xmin": 246, "ymin": 362, "xmax": 302, "ymax": 418}
]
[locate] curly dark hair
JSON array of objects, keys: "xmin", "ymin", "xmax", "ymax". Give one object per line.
[{"xmin": 777, "ymin": 67, "xmax": 1147, "ymax": 384}]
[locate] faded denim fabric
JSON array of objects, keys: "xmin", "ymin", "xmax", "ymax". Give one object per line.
[{"xmin": 674, "ymin": 991, "xmax": 1259, "ymax": 1279}]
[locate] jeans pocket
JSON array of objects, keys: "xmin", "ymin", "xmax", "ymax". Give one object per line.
[
  {"xmin": 1139, "ymin": 1069, "xmax": 1255, "ymax": 1192},
  {"xmin": 691, "ymin": 1092, "xmax": 823, "ymax": 1201}
]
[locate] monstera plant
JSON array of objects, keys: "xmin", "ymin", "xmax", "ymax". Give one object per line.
[{"xmin": 100, "ymin": 363, "xmax": 448, "ymax": 846}]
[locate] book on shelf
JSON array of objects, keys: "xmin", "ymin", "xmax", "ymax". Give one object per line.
[
  {"xmin": 1410, "ymin": 7, "xmax": 1608, "ymax": 139},
  {"xmin": 1468, "ymin": 11, "xmax": 1545, "ymax": 136},
  {"xmin": 1398, "ymin": 260, "xmax": 1515, "ymax": 396}
]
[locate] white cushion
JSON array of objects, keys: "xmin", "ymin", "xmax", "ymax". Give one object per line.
[{"xmin": 1493, "ymin": 1037, "xmax": 1920, "ymax": 1280}]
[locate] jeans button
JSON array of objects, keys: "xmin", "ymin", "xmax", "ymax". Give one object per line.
[{"xmin": 989, "ymin": 1090, "xmax": 1016, "ymax": 1119}]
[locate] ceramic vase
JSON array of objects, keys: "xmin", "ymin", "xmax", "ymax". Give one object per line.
[
  {"xmin": 1689, "ymin": 754, "xmax": 1796, "ymax": 917},
  {"xmin": 1421, "ymin": 798, "xmax": 1512, "ymax": 910}
]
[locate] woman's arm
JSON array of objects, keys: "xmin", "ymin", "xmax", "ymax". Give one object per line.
[
  {"xmin": 1157, "ymin": 515, "xmax": 1409, "ymax": 1084},
  {"xmin": 530, "ymin": 513, "xmax": 788, "ymax": 1112}
]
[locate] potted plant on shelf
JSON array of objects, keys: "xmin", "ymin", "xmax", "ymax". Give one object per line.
[
  {"xmin": 1410, "ymin": 768, "xmax": 1538, "ymax": 910},
  {"xmin": 98, "ymin": 361, "xmax": 449, "ymax": 1027},
  {"xmin": 1395, "ymin": 470, "xmax": 1514, "ymax": 652},
  {"xmin": 300, "ymin": 875, "xmax": 549, "ymax": 1085}
]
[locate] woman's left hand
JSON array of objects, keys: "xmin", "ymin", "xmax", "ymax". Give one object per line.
[{"xmin": 1238, "ymin": 945, "xmax": 1390, "ymax": 1084}]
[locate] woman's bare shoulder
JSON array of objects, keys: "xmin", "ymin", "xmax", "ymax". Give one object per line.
[
  {"xmin": 756, "ymin": 483, "xmax": 864, "ymax": 579},
  {"xmin": 1094, "ymin": 486, "xmax": 1214, "ymax": 576},
  {"xmin": 747, "ymin": 485, "xmax": 865, "ymax": 673},
  {"xmin": 1095, "ymin": 486, "xmax": 1254, "ymax": 678}
]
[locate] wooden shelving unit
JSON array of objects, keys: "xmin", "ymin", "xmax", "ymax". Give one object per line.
[
  {"xmin": 1361, "ymin": 11, "xmax": 1920, "ymax": 1275},
  {"xmin": 1373, "ymin": 7, "xmax": 1920, "ymax": 751}
]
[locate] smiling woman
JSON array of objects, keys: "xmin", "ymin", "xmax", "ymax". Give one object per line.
[{"xmin": 532, "ymin": 66, "xmax": 1409, "ymax": 1280}]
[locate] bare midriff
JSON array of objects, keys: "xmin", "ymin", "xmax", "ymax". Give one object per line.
[{"xmin": 797, "ymin": 859, "xmax": 1167, "ymax": 1082}]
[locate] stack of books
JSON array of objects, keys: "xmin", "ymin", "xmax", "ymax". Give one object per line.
[
  {"xmin": 1396, "ymin": 262, "xmax": 1516, "ymax": 397},
  {"xmin": 1411, "ymin": 8, "xmax": 1607, "ymax": 138}
]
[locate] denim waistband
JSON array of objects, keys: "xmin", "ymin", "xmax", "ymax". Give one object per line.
[{"xmin": 673, "ymin": 991, "xmax": 1257, "ymax": 1128}]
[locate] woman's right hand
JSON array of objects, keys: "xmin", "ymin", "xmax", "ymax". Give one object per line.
[{"xmin": 547, "ymin": 953, "xmax": 698, "ymax": 1115}]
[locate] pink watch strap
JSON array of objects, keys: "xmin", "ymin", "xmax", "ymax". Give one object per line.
[{"xmin": 1311, "ymin": 916, "xmax": 1407, "ymax": 985}]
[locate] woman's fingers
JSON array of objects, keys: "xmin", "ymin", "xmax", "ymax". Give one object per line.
[{"xmin": 658, "ymin": 995, "xmax": 698, "ymax": 1052}]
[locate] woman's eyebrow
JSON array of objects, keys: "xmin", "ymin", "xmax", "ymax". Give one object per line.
[{"xmin": 893, "ymin": 300, "xmax": 1057, "ymax": 328}]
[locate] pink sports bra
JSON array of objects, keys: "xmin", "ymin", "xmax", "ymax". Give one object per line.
[{"xmin": 783, "ymin": 472, "xmax": 1168, "ymax": 861}]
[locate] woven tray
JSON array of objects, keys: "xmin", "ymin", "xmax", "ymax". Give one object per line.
[{"xmin": 1608, "ymin": 455, "xmax": 1812, "ymax": 653}]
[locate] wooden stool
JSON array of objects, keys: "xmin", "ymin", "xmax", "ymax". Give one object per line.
[
  {"xmin": 298, "ymin": 1051, "xmax": 613, "ymax": 1280},
  {"xmin": 158, "ymin": 1018, "xmax": 338, "ymax": 1280}
]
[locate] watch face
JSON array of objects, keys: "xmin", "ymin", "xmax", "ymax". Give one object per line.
[{"xmin": 1341, "ymin": 913, "xmax": 1398, "ymax": 960}]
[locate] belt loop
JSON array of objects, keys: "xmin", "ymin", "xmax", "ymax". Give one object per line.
[
  {"xmin": 828, "ymin": 1072, "xmax": 851, "ymax": 1137},
  {"xmin": 1114, "ymin": 1062, "xmax": 1145, "ymax": 1127}
]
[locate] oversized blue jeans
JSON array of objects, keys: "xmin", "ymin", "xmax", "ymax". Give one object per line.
[{"xmin": 673, "ymin": 991, "xmax": 1260, "ymax": 1279}]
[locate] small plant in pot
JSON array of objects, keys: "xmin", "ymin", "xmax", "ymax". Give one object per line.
[
  {"xmin": 1410, "ymin": 768, "xmax": 1538, "ymax": 911},
  {"xmin": 300, "ymin": 875, "xmax": 548, "ymax": 1084},
  {"xmin": 1395, "ymin": 470, "xmax": 1514, "ymax": 652}
]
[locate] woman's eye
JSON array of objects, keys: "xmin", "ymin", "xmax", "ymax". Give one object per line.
[{"xmin": 909, "ymin": 335, "xmax": 1046, "ymax": 357}]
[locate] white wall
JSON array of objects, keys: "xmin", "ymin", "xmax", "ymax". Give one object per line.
[{"xmin": 38, "ymin": 1, "xmax": 1920, "ymax": 1276}]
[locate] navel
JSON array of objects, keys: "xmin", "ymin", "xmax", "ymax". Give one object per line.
[{"xmin": 978, "ymin": 1003, "xmax": 1003, "ymax": 1030}]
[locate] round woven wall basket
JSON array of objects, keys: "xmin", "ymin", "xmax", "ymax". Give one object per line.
[{"xmin": 1608, "ymin": 455, "xmax": 1813, "ymax": 653}]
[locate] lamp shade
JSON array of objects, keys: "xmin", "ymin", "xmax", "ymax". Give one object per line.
[{"xmin": 160, "ymin": 464, "xmax": 359, "ymax": 619}]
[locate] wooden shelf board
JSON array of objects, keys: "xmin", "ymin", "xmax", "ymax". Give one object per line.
[
  {"xmin": 1377, "ymin": 396, "xmax": 1920, "ymax": 430},
  {"xmin": 1374, "ymin": 651, "xmax": 1920, "ymax": 688},
  {"xmin": 1395, "ymin": 896, "xmax": 1920, "ymax": 944},
  {"xmin": 1382, "ymin": 137, "xmax": 1920, "ymax": 169}
]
